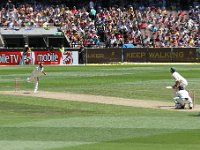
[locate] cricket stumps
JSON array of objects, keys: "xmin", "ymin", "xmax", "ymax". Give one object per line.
[
  {"xmin": 15, "ymin": 78, "xmax": 20, "ymax": 91},
  {"xmin": 189, "ymin": 90, "xmax": 195, "ymax": 108}
]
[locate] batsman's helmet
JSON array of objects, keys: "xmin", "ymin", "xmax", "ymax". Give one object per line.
[{"xmin": 170, "ymin": 67, "xmax": 176, "ymax": 73}]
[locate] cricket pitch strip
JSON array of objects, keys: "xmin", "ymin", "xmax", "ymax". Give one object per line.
[{"xmin": 0, "ymin": 90, "xmax": 199, "ymax": 112}]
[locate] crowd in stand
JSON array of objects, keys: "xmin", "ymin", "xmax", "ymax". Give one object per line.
[{"xmin": 0, "ymin": 0, "xmax": 199, "ymax": 48}]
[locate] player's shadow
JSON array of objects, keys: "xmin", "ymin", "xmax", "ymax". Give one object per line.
[{"xmin": 189, "ymin": 113, "xmax": 200, "ymax": 117}]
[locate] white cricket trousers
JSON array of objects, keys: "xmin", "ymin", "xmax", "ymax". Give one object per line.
[
  {"xmin": 174, "ymin": 97, "xmax": 193, "ymax": 108},
  {"xmin": 34, "ymin": 80, "xmax": 38, "ymax": 93},
  {"xmin": 27, "ymin": 76, "xmax": 39, "ymax": 93}
]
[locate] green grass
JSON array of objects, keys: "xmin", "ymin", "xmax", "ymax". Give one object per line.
[
  {"xmin": 1, "ymin": 64, "xmax": 200, "ymax": 101},
  {"xmin": 0, "ymin": 64, "xmax": 200, "ymax": 150}
]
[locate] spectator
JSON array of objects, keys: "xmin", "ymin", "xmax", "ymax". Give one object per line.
[{"xmin": 0, "ymin": 0, "xmax": 199, "ymax": 48}]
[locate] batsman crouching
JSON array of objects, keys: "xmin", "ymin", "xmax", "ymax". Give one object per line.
[
  {"xmin": 173, "ymin": 86, "xmax": 193, "ymax": 109},
  {"xmin": 27, "ymin": 63, "xmax": 47, "ymax": 93}
]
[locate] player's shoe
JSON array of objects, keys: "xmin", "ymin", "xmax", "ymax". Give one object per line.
[{"xmin": 189, "ymin": 103, "xmax": 193, "ymax": 109}]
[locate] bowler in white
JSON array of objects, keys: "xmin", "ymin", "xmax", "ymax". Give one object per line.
[{"xmin": 27, "ymin": 63, "xmax": 47, "ymax": 93}]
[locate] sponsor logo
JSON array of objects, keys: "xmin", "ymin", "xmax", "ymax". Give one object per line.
[
  {"xmin": 63, "ymin": 51, "xmax": 73, "ymax": 64},
  {"xmin": 37, "ymin": 52, "xmax": 59, "ymax": 62},
  {"xmin": 35, "ymin": 51, "xmax": 61, "ymax": 64},
  {"xmin": 22, "ymin": 52, "xmax": 33, "ymax": 65},
  {"xmin": 0, "ymin": 53, "xmax": 21, "ymax": 64}
]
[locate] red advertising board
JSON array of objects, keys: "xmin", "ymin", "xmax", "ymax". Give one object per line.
[
  {"xmin": 34, "ymin": 51, "xmax": 62, "ymax": 65},
  {"xmin": 0, "ymin": 50, "xmax": 78, "ymax": 65},
  {"xmin": 0, "ymin": 52, "xmax": 22, "ymax": 65}
]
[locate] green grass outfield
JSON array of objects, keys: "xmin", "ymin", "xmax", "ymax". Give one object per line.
[{"xmin": 0, "ymin": 64, "xmax": 200, "ymax": 150}]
